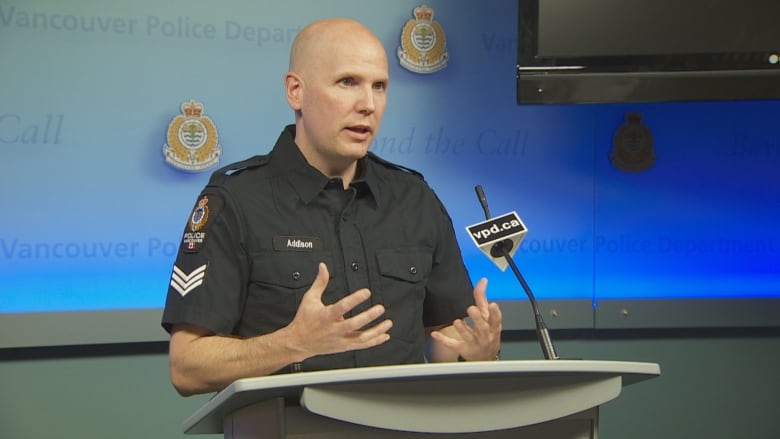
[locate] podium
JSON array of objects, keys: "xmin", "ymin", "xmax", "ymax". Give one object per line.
[{"xmin": 183, "ymin": 360, "xmax": 660, "ymax": 438}]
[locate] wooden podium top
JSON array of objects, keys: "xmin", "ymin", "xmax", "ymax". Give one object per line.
[{"xmin": 184, "ymin": 360, "xmax": 660, "ymax": 434}]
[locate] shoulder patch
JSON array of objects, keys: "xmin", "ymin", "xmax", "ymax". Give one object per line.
[
  {"xmin": 366, "ymin": 152, "xmax": 425, "ymax": 180},
  {"xmin": 181, "ymin": 193, "xmax": 224, "ymax": 253}
]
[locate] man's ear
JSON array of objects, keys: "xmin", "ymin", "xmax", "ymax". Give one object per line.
[{"xmin": 285, "ymin": 72, "xmax": 303, "ymax": 110}]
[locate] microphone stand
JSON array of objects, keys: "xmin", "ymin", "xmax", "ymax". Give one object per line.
[
  {"xmin": 492, "ymin": 241, "xmax": 559, "ymax": 360},
  {"xmin": 475, "ymin": 185, "xmax": 559, "ymax": 360}
]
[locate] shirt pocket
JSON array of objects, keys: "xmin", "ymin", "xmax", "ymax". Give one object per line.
[
  {"xmin": 375, "ymin": 247, "xmax": 433, "ymax": 343},
  {"xmin": 251, "ymin": 251, "xmax": 334, "ymax": 290},
  {"xmin": 375, "ymin": 247, "xmax": 433, "ymax": 284},
  {"xmin": 241, "ymin": 251, "xmax": 335, "ymax": 335}
]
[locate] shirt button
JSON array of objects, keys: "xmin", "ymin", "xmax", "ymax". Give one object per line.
[
  {"xmin": 410, "ymin": 266, "xmax": 418, "ymax": 275},
  {"xmin": 351, "ymin": 261, "xmax": 359, "ymax": 271},
  {"xmin": 292, "ymin": 271, "xmax": 301, "ymax": 281}
]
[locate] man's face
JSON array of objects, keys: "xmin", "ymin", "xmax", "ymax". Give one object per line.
[{"xmin": 291, "ymin": 30, "xmax": 389, "ymax": 173}]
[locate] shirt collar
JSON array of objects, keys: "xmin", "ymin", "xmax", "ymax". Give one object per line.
[{"xmin": 271, "ymin": 125, "xmax": 380, "ymax": 208}]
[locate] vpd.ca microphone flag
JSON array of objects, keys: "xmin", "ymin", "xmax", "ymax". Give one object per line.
[{"xmin": 465, "ymin": 212, "xmax": 527, "ymax": 271}]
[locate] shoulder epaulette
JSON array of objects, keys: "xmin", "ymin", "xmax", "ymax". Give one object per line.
[
  {"xmin": 366, "ymin": 152, "xmax": 425, "ymax": 180},
  {"xmin": 208, "ymin": 154, "xmax": 270, "ymax": 184}
]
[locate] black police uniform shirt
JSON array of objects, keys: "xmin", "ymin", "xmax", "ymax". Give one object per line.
[{"xmin": 162, "ymin": 125, "xmax": 475, "ymax": 373}]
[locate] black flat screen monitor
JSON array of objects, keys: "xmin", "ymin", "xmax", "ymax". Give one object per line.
[{"xmin": 517, "ymin": 0, "xmax": 780, "ymax": 104}]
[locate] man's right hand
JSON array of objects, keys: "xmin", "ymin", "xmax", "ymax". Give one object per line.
[
  {"xmin": 284, "ymin": 262, "xmax": 393, "ymax": 362},
  {"xmin": 169, "ymin": 262, "xmax": 391, "ymax": 396}
]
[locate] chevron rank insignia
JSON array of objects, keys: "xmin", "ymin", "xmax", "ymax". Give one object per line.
[{"xmin": 170, "ymin": 264, "xmax": 207, "ymax": 297}]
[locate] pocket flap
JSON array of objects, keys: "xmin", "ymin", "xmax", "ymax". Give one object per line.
[
  {"xmin": 376, "ymin": 248, "xmax": 432, "ymax": 283},
  {"xmin": 251, "ymin": 251, "xmax": 333, "ymax": 288}
]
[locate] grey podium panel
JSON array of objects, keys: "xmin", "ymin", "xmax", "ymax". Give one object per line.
[{"xmin": 185, "ymin": 360, "xmax": 660, "ymax": 438}]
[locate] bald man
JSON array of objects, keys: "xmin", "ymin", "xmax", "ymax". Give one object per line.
[{"xmin": 162, "ymin": 18, "xmax": 502, "ymax": 396}]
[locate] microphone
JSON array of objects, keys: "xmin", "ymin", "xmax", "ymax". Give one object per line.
[{"xmin": 466, "ymin": 185, "xmax": 560, "ymax": 360}]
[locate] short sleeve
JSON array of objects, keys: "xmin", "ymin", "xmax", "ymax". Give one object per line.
[
  {"xmin": 422, "ymin": 190, "xmax": 475, "ymax": 327},
  {"xmin": 161, "ymin": 189, "xmax": 249, "ymax": 334}
]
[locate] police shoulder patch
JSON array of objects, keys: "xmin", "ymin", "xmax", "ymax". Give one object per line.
[{"xmin": 181, "ymin": 193, "xmax": 224, "ymax": 253}]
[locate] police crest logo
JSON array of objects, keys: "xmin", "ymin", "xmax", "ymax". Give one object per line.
[
  {"xmin": 163, "ymin": 99, "xmax": 222, "ymax": 172},
  {"xmin": 397, "ymin": 4, "xmax": 449, "ymax": 74},
  {"xmin": 189, "ymin": 196, "xmax": 209, "ymax": 232},
  {"xmin": 181, "ymin": 194, "xmax": 223, "ymax": 253},
  {"xmin": 610, "ymin": 112, "xmax": 656, "ymax": 173}
]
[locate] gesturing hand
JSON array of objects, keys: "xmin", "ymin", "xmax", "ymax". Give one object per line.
[
  {"xmin": 430, "ymin": 278, "xmax": 502, "ymax": 361},
  {"xmin": 284, "ymin": 263, "xmax": 393, "ymax": 362}
]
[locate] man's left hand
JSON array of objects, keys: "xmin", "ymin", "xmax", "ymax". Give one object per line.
[{"xmin": 429, "ymin": 278, "xmax": 502, "ymax": 361}]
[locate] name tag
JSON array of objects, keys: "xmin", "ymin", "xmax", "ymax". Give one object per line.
[{"xmin": 272, "ymin": 236, "xmax": 323, "ymax": 252}]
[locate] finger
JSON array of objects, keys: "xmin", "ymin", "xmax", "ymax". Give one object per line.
[
  {"xmin": 488, "ymin": 302, "xmax": 503, "ymax": 329},
  {"xmin": 467, "ymin": 304, "xmax": 491, "ymax": 334},
  {"xmin": 451, "ymin": 318, "xmax": 476, "ymax": 342},
  {"xmin": 429, "ymin": 329, "xmax": 461, "ymax": 350},
  {"xmin": 472, "ymin": 278, "xmax": 490, "ymax": 318},
  {"xmin": 468, "ymin": 303, "xmax": 502, "ymax": 345},
  {"xmin": 352, "ymin": 319, "xmax": 393, "ymax": 346},
  {"xmin": 328, "ymin": 288, "xmax": 372, "ymax": 319},
  {"xmin": 303, "ymin": 262, "xmax": 330, "ymax": 303},
  {"xmin": 341, "ymin": 303, "xmax": 386, "ymax": 331}
]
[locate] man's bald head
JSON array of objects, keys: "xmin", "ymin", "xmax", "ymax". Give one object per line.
[
  {"xmin": 282, "ymin": 18, "xmax": 389, "ymax": 185},
  {"xmin": 289, "ymin": 18, "xmax": 385, "ymax": 75}
]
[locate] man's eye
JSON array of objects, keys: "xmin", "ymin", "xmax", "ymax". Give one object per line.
[
  {"xmin": 340, "ymin": 78, "xmax": 355, "ymax": 86},
  {"xmin": 373, "ymin": 82, "xmax": 387, "ymax": 90}
]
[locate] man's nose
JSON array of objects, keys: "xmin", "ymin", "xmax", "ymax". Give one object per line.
[{"xmin": 356, "ymin": 86, "xmax": 376, "ymax": 114}]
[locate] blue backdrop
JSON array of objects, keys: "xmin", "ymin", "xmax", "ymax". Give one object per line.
[{"xmin": 2, "ymin": 0, "xmax": 778, "ymax": 318}]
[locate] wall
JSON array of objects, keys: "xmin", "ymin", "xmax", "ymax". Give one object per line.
[
  {"xmin": 4, "ymin": 0, "xmax": 779, "ymax": 348},
  {"xmin": 2, "ymin": 1, "xmax": 779, "ymax": 437},
  {"xmin": 2, "ymin": 334, "xmax": 779, "ymax": 439}
]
